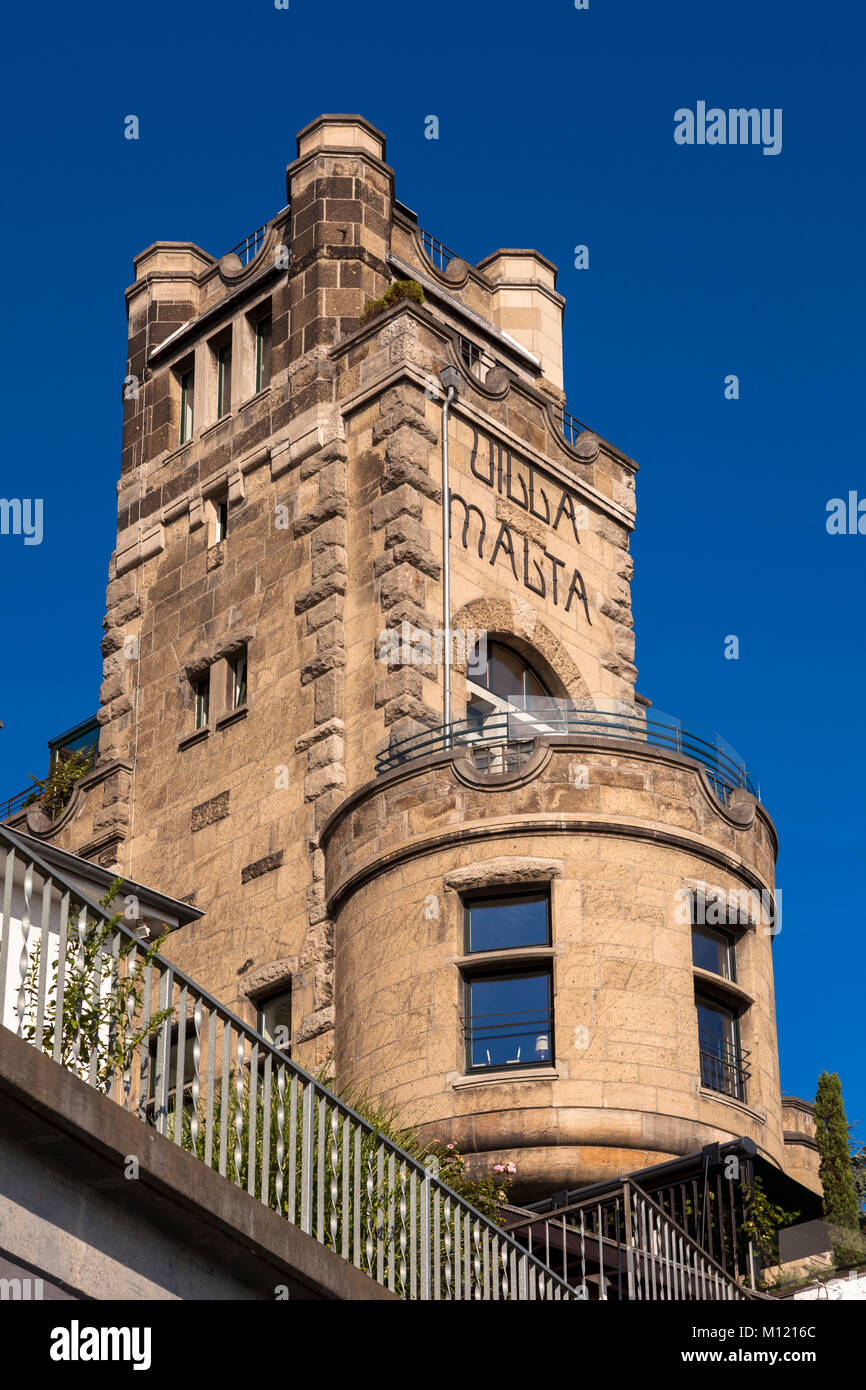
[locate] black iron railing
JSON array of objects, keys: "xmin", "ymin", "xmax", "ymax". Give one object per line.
[
  {"xmin": 375, "ymin": 701, "xmax": 758, "ymax": 805},
  {"xmin": 226, "ymin": 222, "xmax": 268, "ymax": 266},
  {"xmin": 560, "ymin": 407, "xmax": 592, "ymax": 446},
  {"xmin": 420, "ymin": 228, "xmax": 459, "ymax": 273},
  {"xmin": 0, "ymin": 787, "xmax": 38, "ymax": 822},
  {"xmin": 457, "ymin": 333, "xmax": 502, "ymax": 385},
  {"xmin": 699, "ymin": 1031, "xmax": 751, "ymax": 1103},
  {"xmin": 466, "ymin": 1006, "xmax": 553, "ymax": 1070}
]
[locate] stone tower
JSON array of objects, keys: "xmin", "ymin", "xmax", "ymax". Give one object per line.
[{"xmin": 15, "ymin": 115, "xmax": 819, "ymax": 1200}]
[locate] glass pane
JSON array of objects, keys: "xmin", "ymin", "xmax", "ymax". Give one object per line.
[
  {"xmin": 697, "ymin": 999, "xmax": 731, "ymax": 1044},
  {"xmin": 469, "ymin": 971, "xmax": 551, "ymax": 1068},
  {"xmin": 218, "ymin": 345, "xmax": 232, "ymax": 416},
  {"xmin": 259, "ymin": 990, "xmax": 291, "ymax": 1053},
  {"xmin": 194, "ymin": 679, "xmax": 209, "ymax": 729},
  {"xmin": 180, "ymin": 370, "xmax": 194, "ymax": 442},
  {"xmin": 256, "ymin": 317, "xmax": 272, "ymax": 391},
  {"xmin": 692, "ymin": 926, "xmax": 730, "ymax": 978},
  {"xmin": 233, "ymin": 654, "xmax": 247, "ymax": 707},
  {"xmin": 489, "ymin": 644, "xmax": 525, "ymax": 700},
  {"xmin": 468, "ymin": 893, "xmax": 549, "ymax": 952}
]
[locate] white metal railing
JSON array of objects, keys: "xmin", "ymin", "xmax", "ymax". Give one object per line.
[{"xmin": 0, "ymin": 825, "xmax": 575, "ymax": 1302}]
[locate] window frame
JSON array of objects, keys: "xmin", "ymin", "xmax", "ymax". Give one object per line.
[
  {"xmin": 179, "ymin": 367, "xmax": 195, "ymax": 444},
  {"xmin": 463, "ymin": 889, "xmax": 551, "ymax": 955},
  {"xmin": 255, "ymin": 984, "xmax": 292, "ymax": 1058},
  {"xmin": 460, "ymin": 888, "xmax": 554, "ymax": 1075},
  {"xmin": 192, "ymin": 673, "xmax": 210, "ymax": 730},
  {"xmin": 255, "ymin": 313, "xmax": 272, "ymax": 393},
  {"xmin": 217, "ymin": 340, "xmax": 233, "ymax": 418},
  {"xmin": 214, "ymin": 496, "xmax": 229, "ymax": 544},
  {"xmin": 696, "ymin": 993, "xmax": 748, "ymax": 1103},
  {"xmin": 464, "ymin": 963, "xmax": 554, "ymax": 1074},
  {"xmin": 691, "ymin": 922, "xmax": 737, "ymax": 982},
  {"xmin": 229, "ymin": 648, "xmax": 247, "ymax": 710}
]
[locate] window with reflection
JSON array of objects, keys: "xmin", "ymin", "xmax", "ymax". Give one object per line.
[
  {"xmin": 696, "ymin": 996, "xmax": 748, "ymax": 1102},
  {"xmin": 468, "ymin": 640, "xmax": 550, "ymax": 705},
  {"xmin": 257, "ymin": 986, "xmax": 292, "ymax": 1056},
  {"xmin": 464, "ymin": 892, "xmax": 552, "ymax": 1071},
  {"xmin": 691, "ymin": 924, "xmax": 736, "ymax": 981},
  {"xmin": 466, "ymin": 892, "xmax": 549, "ymax": 953}
]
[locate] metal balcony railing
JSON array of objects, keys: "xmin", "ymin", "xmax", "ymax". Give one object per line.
[
  {"xmin": 505, "ymin": 1178, "xmax": 767, "ymax": 1300},
  {"xmin": 0, "ymin": 825, "xmax": 575, "ymax": 1302},
  {"xmin": 420, "ymin": 228, "xmax": 459, "ymax": 273},
  {"xmin": 560, "ymin": 407, "xmax": 592, "ymax": 446},
  {"xmin": 699, "ymin": 1031, "xmax": 751, "ymax": 1104},
  {"xmin": 376, "ymin": 699, "xmax": 759, "ymax": 805},
  {"xmin": 226, "ymin": 222, "xmax": 268, "ymax": 266},
  {"xmin": 0, "ymin": 787, "xmax": 38, "ymax": 821}
]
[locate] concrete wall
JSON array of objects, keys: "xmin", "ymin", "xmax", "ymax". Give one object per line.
[{"xmin": 0, "ymin": 1028, "xmax": 392, "ymax": 1301}]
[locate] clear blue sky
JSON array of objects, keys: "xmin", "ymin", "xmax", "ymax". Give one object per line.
[{"xmin": 1, "ymin": 1, "xmax": 862, "ymax": 1136}]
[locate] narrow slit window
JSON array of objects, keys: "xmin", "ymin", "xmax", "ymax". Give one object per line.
[
  {"xmin": 180, "ymin": 368, "xmax": 195, "ymax": 444},
  {"xmin": 255, "ymin": 315, "xmax": 272, "ymax": 392},
  {"xmin": 214, "ymin": 498, "xmax": 228, "ymax": 543},
  {"xmin": 192, "ymin": 674, "xmax": 209, "ymax": 729},
  {"xmin": 217, "ymin": 342, "xmax": 232, "ymax": 417},
  {"xmin": 230, "ymin": 648, "xmax": 247, "ymax": 709}
]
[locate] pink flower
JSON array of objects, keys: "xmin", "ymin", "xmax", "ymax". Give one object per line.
[
  {"xmin": 506, "ymin": 1162, "xmax": 517, "ymax": 1175},
  {"xmin": 446, "ymin": 1143, "xmax": 455, "ymax": 1150},
  {"xmin": 493, "ymin": 1164, "xmax": 505, "ymax": 1173}
]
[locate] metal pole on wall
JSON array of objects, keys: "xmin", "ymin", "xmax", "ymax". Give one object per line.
[{"xmin": 439, "ymin": 368, "xmax": 460, "ymax": 748}]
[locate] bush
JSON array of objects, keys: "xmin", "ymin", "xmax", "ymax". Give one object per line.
[
  {"xmin": 359, "ymin": 279, "xmax": 424, "ymax": 326},
  {"xmin": 26, "ymin": 746, "xmax": 95, "ymax": 819}
]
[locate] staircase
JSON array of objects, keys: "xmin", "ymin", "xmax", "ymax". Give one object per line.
[{"xmin": 505, "ymin": 1178, "xmax": 770, "ymax": 1300}]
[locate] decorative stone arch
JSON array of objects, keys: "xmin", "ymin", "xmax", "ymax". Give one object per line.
[{"xmin": 449, "ymin": 595, "xmax": 592, "ymax": 703}]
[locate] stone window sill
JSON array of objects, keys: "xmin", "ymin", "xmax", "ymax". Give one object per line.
[
  {"xmin": 452, "ymin": 1067, "xmax": 558, "ymax": 1091},
  {"xmin": 452, "ymin": 946, "xmax": 555, "ymax": 972},
  {"xmin": 693, "ymin": 967, "xmax": 754, "ymax": 1009},
  {"xmin": 178, "ymin": 726, "xmax": 211, "ymax": 751},
  {"xmin": 201, "ymin": 415, "xmax": 233, "ymax": 440},
  {"xmin": 216, "ymin": 705, "xmax": 249, "ymax": 732}
]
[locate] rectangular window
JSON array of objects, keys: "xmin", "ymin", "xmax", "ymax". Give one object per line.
[
  {"xmin": 229, "ymin": 648, "xmax": 247, "ymax": 709},
  {"xmin": 691, "ymin": 924, "xmax": 736, "ymax": 981},
  {"xmin": 697, "ymin": 996, "xmax": 748, "ymax": 1102},
  {"xmin": 214, "ymin": 498, "xmax": 228, "ymax": 543},
  {"xmin": 463, "ymin": 890, "xmax": 553, "ymax": 1072},
  {"xmin": 217, "ymin": 342, "xmax": 232, "ymax": 417},
  {"xmin": 467, "ymin": 969, "xmax": 552, "ymax": 1070},
  {"xmin": 466, "ymin": 892, "xmax": 549, "ymax": 953},
  {"xmin": 257, "ymin": 987, "xmax": 292, "ymax": 1056},
  {"xmin": 192, "ymin": 674, "xmax": 209, "ymax": 729},
  {"xmin": 255, "ymin": 315, "xmax": 272, "ymax": 392},
  {"xmin": 180, "ymin": 368, "xmax": 195, "ymax": 443}
]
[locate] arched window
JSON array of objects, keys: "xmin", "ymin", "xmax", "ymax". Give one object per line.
[
  {"xmin": 464, "ymin": 642, "xmax": 555, "ymax": 772},
  {"xmin": 468, "ymin": 640, "xmax": 550, "ymax": 705}
]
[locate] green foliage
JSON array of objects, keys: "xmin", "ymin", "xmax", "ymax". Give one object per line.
[
  {"xmin": 26, "ymin": 746, "xmax": 95, "ymax": 819},
  {"xmin": 359, "ymin": 279, "xmax": 425, "ymax": 325},
  {"xmin": 742, "ymin": 1176, "xmax": 800, "ymax": 1271},
  {"xmin": 850, "ymin": 1142, "xmax": 866, "ymax": 1232},
  {"xmin": 164, "ymin": 1065, "xmax": 514, "ymax": 1250},
  {"xmin": 815, "ymin": 1071, "xmax": 861, "ymax": 1263},
  {"xmin": 21, "ymin": 879, "xmax": 173, "ymax": 1091},
  {"xmin": 333, "ymin": 1084, "xmax": 515, "ymax": 1224}
]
